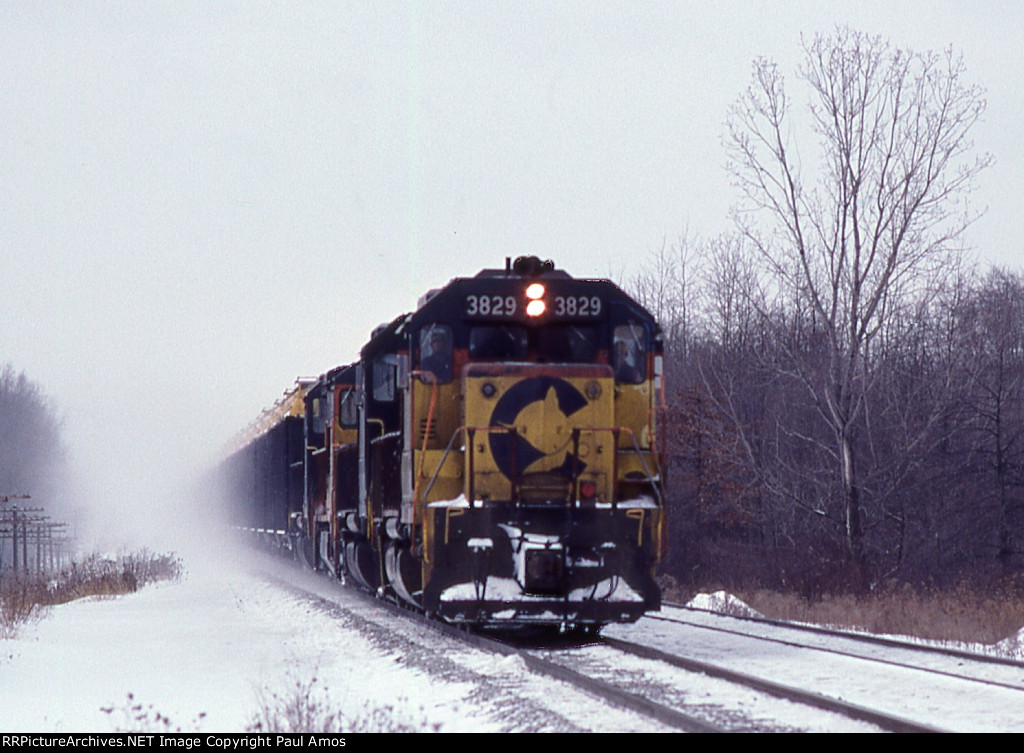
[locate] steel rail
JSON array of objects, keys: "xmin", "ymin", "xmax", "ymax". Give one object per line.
[
  {"xmin": 647, "ymin": 609, "xmax": 1024, "ymax": 694},
  {"xmin": 661, "ymin": 601, "xmax": 1024, "ymax": 670},
  {"xmin": 599, "ymin": 634, "xmax": 944, "ymax": 733}
]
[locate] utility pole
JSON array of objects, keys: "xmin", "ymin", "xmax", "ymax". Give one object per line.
[{"xmin": 0, "ymin": 495, "xmax": 68, "ymax": 579}]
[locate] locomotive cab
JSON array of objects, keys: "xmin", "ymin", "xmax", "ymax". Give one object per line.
[{"xmin": 302, "ymin": 364, "xmax": 359, "ymax": 576}]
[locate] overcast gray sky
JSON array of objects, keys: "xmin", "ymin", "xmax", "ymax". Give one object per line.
[{"xmin": 1, "ymin": 1, "xmax": 1020, "ymax": 538}]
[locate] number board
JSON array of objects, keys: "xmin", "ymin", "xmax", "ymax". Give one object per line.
[
  {"xmin": 551, "ymin": 295, "xmax": 602, "ymax": 317},
  {"xmin": 462, "ymin": 291, "xmax": 604, "ymax": 319},
  {"xmin": 463, "ymin": 294, "xmax": 519, "ymax": 317}
]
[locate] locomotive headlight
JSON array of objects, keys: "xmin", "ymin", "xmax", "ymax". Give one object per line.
[{"xmin": 525, "ymin": 282, "xmax": 546, "ymax": 317}]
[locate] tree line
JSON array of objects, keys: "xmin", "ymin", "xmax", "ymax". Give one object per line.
[
  {"xmin": 0, "ymin": 364, "xmax": 68, "ymax": 514},
  {"xmin": 632, "ymin": 29, "xmax": 1017, "ymax": 595}
]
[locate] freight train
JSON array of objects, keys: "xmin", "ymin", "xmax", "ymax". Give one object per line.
[{"xmin": 219, "ymin": 256, "xmax": 665, "ymax": 630}]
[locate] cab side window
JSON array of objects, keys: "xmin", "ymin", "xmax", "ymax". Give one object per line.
[
  {"xmin": 418, "ymin": 324, "xmax": 453, "ymax": 383},
  {"xmin": 338, "ymin": 388, "xmax": 358, "ymax": 427},
  {"xmin": 372, "ymin": 355, "xmax": 398, "ymax": 401},
  {"xmin": 613, "ymin": 323, "xmax": 646, "ymax": 384},
  {"xmin": 311, "ymin": 396, "xmax": 327, "ymax": 435}
]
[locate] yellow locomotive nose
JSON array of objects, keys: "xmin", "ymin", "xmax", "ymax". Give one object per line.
[
  {"xmin": 462, "ymin": 363, "xmax": 614, "ymax": 506},
  {"xmin": 510, "ymin": 387, "xmax": 572, "ymax": 466}
]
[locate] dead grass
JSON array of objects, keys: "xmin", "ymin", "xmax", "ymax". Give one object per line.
[
  {"xmin": 744, "ymin": 584, "xmax": 1024, "ymax": 645},
  {"xmin": 0, "ymin": 549, "xmax": 182, "ymax": 638},
  {"xmin": 0, "ymin": 576, "xmax": 48, "ymax": 637},
  {"xmin": 100, "ymin": 692, "xmax": 207, "ymax": 733},
  {"xmin": 659, "ymin": 574, "xmax": 1024, "ymax": 645},
  {"xmin": 102, "ymin": 674, "xmax": 442, "ymax": 733},
  {"xmin": 247, "ymin": 672, "xmax": 441, "ymax": 733}
]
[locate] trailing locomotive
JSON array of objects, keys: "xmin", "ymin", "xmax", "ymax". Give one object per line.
[{"xmin": 221, "ymin": 256, "xmax": 665, "ymax": 630}]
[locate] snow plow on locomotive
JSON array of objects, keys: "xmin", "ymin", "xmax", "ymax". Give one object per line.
[{"xmin": 221, "ymin": 257, "xmax": 665, "ymax": 630}]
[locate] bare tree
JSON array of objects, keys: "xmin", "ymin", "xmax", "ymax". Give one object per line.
[
  {"xmin": 724, "ymin": 28, "xmax": 990, "ymax": 578},
  {"xmin": 628, "ymin": 233, "xmax": 701, "ymax": 367},
  {"xmin": 955, "ymin": 269, "xmax": 1024, "ymax": 572}
]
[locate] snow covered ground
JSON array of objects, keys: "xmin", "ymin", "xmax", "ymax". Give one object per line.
[
  {"xmin": 1, "ymin": 545, "xmax": 683, "ymax": 733},
  {"xmin": 4, "ymin": 545, "xmax": 1024, "ymax": 733},
  {"xmin": 0, "ymin": 549, "xmax": 499, "ymax": 733}
]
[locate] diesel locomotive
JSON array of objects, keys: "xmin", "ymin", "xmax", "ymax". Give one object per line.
[{"xmin": 221, "ymin": 256, "xmax": 665, "ymax": 630}]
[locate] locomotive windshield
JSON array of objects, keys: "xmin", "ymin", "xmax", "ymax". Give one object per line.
[
  {"xmin": 466, "ymin": 324, "xmax": 600, "ymax": 363},
  {"xmin": 469, "ymin": 325, "xmax": 528, "ymax": 360},
  {"xmin": 536, "ymin": 325, "xmax": 598, "ymax": 362}
]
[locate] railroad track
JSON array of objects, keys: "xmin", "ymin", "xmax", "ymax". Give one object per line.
[
  {"xmin": 652, "ymin": 603, "xmax": 1024, "ymax": 692},
  {"xmin": 250, "ymin": 553, "xmax": 710, "ymax": 731},
  {"xmin": 255, "ymin": 555, "xmax": 957, "ymax": 731},
  {"xmin": 435, "ymin": 623, "xmax": 726, "ymax": 732},
  {"xmin": 423, "ymin": 603, "xmax": 1024, "ymax": 731},
  {"xmin": 595, "ymin": 604, "xmax": 1024, "ymax": 732},
  {"xmin": 591, "ymin": 633, "xmax": 939, "ymax": 732}
]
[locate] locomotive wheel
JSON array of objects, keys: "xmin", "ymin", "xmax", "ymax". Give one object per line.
[
  {"xmin": 384, "ymin": 542, "xmax": 423, "ymax": 608},
  {"xmin": 345, "ymin": 539, "xmax": 380, "ymax": 591},
  {"xmin": 296, "ymin": 535, "xmax": 317, "ymax": 572},
  {"xmin": 315, "ymin": 524, "xmax": 337, "ymax": 575}
]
